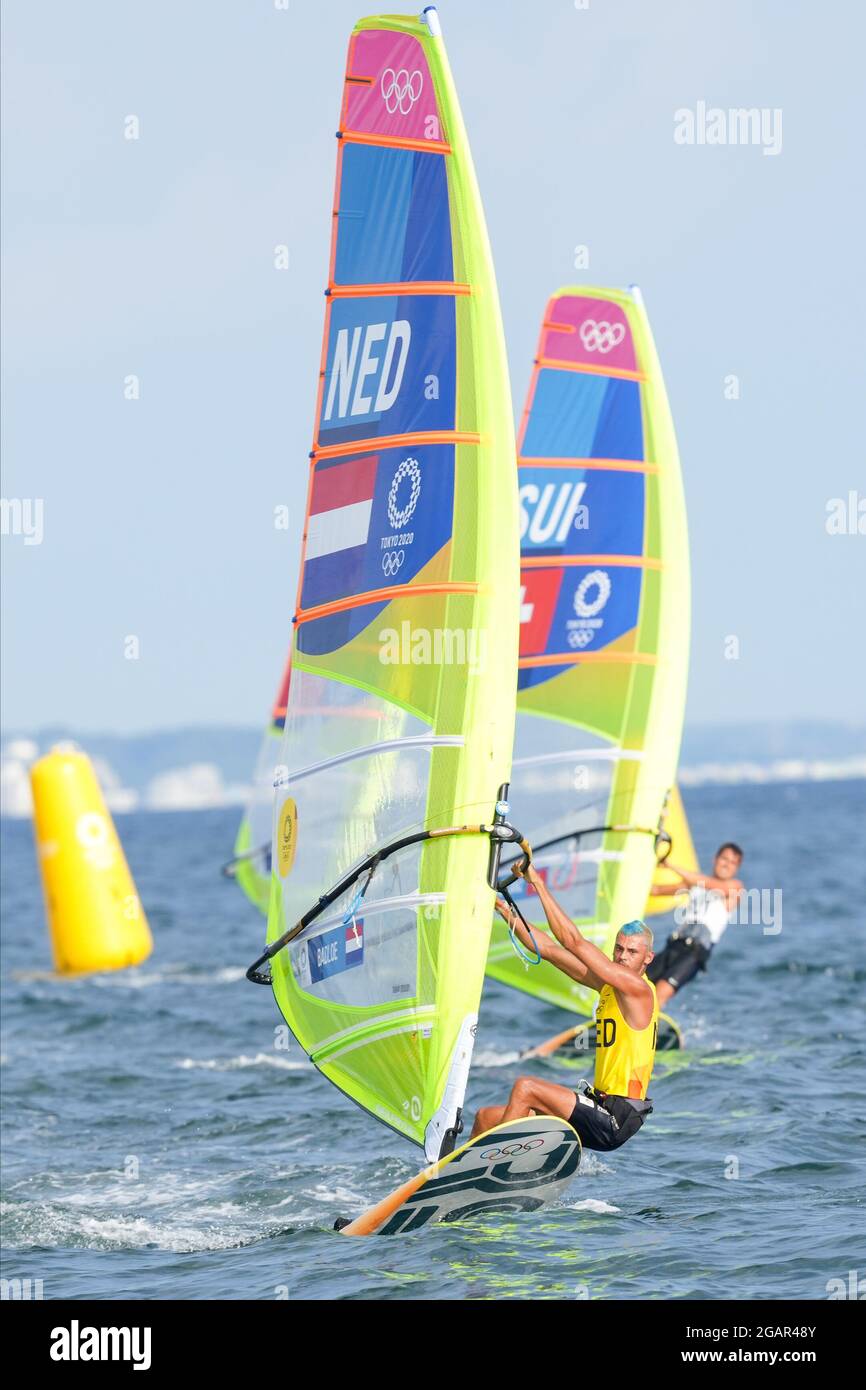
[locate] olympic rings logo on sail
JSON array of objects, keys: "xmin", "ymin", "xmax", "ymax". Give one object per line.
[
  {"xmin": 381, "ymin": 68, "xmax": 423, "ymax": 116},
  {"xmin": 567, "ymin": 628, "xmax": 595, "ymax": 649},
  {"xmin": 573, "ymin": 569, "xmax": 611, "ymax": 618},
  {"xmin": 387, "ymin": 457, "xmax": 421, "ymax": 529},
  {"xmin": 579, "ymin": 319, "xmax": 626, "ymax": 354},
  {"xmin": 382, "ymin": 550, "xmax": 405, "ymax": 577}
]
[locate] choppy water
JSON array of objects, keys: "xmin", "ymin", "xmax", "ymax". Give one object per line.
[{"xmin": 2, "ymin": 780, "xmax": 864, "ymax": 1300}]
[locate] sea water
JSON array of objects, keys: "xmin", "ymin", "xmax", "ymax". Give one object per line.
[{"xmin": 1, "ymin": 779, "xmax": 864, "ymax": 1301}]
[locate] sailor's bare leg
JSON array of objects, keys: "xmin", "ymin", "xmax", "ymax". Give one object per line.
[
  {"xmin": 501, "ymin": 1075, "xmax": 578, "ymax": 1124},
  {"xmin": 470, "ymin": 1104, "xmax": 508, "ymax": 1138},
  {"xmin": 472, "ymin": 1075, "xmax": 578, "ymax": 1137}
]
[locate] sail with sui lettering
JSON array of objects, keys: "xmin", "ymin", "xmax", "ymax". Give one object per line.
[
  {"xmin": 487, "ymin": 287, "xmax": 690, "ymax": 1018},
  {"xmin": 246, "ymin": 7, "xmax": 520, "ymax": 1163}
]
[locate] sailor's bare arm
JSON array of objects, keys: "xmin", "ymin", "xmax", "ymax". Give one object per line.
[
  {"xmin": 665, "ymin": 862, "xmax": 743, "ymax": 903},
  {"xmin": 516, "ymin": 871, "xmax": 607, "ymax": 992},
  {"xmin": 494, "ymin": 899, "xmax": 598, "ymax": 987},
  {"xmin": 649, "ymin": 880, "xmax": 684, "ymax": 897},
  {"xmin": 527, "ymin": 870, "xmax": 651, "ymax": 1001}
]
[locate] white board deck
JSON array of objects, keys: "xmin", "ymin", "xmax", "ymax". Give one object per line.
[{"xmin": 339, "ymin": 1115, "xmax": 581, "ymax": 1236}]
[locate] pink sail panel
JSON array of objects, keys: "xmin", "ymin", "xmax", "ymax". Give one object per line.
[
  {"xmin": 343, "ymin": 29, "xmax": 445, "ymax": 144},
  {"xmin": 539, "ymin": 294, "xmax": 637, "ymax": 374}
]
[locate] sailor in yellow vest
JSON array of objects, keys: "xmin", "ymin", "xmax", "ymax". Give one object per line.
[{"xmin": 471, "ymin": 862, "xmax": 657, "ymax": 1152}]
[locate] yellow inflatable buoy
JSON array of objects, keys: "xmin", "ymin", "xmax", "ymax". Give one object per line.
[{"xmin": 30, "ymin": 746, "xmax": 152, "ymax": 974}]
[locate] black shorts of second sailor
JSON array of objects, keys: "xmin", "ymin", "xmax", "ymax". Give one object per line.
[
  {"xmin": 646, "ymin": 933, "xmax": 711, "ymax": 993},
  {"xmin": 566, "ymin": 1091, "xmax": 647, "ymax": 1152}
]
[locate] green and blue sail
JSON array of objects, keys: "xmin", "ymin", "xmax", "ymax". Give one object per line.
[
  {"xmin": 258, "ymin": 8, "xmax": 519, "ymax": 1161},
  {"xmin": 487, "ymin": 287, "xmax": 690, "ymax": 1017}
]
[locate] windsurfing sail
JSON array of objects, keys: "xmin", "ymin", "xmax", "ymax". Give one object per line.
[
  {"xmin": 487, "ymin": 286, "xmax": 690, "ymax": 1017},
  {"xmin": 246, "ymin": 7, "xmax": 520, "ymax": 1164},
  {"xmin": 224, "ymin": 654, "xmax": 291, "ymax": 913},
  {"xmin": 644, "ymin": 782, "xmax": 698, "ymax": 916}
]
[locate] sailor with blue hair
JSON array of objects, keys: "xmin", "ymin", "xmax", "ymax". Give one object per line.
[{"xmin": 471, "ymin": 867, "xmax": 658, "ymax": 1153}]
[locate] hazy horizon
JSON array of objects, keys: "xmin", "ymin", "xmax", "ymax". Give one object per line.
[{"xmin": 4, "ymin": 714, "xmax": 866, "ymax": 740}]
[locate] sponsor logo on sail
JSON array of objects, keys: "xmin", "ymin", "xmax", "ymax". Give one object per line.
[
  {"xmin": 381, "ymin": 456, "xmax": 421, "ymax": 577},
  {"xmin": 566, "ymin": 568, "xmax": 611, "ymax": 649},
  {"xmin": 387, "ymin": 457, "xmax": 421, "ymax": 528},
  {"xmin": 277, "ymin": 797, "xmax": 298, "ymax": 877},
  {"xmin": 381, "ymin": 550, "xmax": 405, "ymax": 577},
  {"xmin": 574, "ymin": 569, "xmax": 611, "ymax": 617}
]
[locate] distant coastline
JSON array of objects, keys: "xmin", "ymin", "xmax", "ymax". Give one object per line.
[{"xmin": 2, "ymin": 720, "xmax": 864, "ymax": 818}]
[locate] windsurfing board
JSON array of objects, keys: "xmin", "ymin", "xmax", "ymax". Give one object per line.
[
  {"xmin": 523, "ymin": 1010, "xmax": 682, "ymax": 1058},
  {"xmin": 338, "ymin": 1115, "xmax": 581, "ymax": 1236}
]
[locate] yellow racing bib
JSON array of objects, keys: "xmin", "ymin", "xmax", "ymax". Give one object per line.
[{"xmin": 593, "ymin": 975, "xmax": 658, "ymax": 1099}]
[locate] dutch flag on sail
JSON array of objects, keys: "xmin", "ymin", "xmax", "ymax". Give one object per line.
[
  {"xmin": 345, "ymin": 920, "xmax": 364, "ymax": 959},
  {"xmin": 302, "ymin": 455, "xmax": 379, "ymax": 609}
]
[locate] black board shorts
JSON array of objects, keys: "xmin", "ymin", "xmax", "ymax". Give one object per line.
[
  {"xmin": 567, "ymin": 1090, "xmax": 650, "ymax": 1152},
  {"xmin": 647, "ymin": 932, "xmax": 711, "ymax": 992}
]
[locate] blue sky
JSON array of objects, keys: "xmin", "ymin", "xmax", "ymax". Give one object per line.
[{"xmin": 2, "ymin": 0, "xmax": 864, "ymax": 733}]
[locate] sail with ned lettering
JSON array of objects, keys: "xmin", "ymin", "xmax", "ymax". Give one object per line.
[{"xmin": 247, "ymin": 7, "xmax": 520, "ymax": 1163}]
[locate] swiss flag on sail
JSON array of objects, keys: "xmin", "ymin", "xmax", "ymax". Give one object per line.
[{"xmin": 519, "ymin": 568, "xmax": 562, "ymax": 657}]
